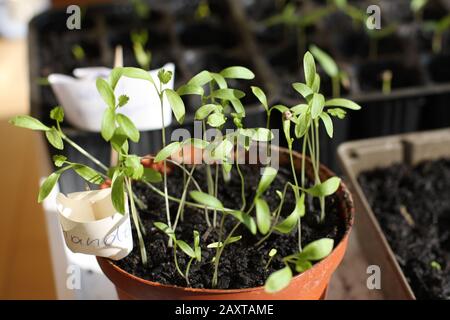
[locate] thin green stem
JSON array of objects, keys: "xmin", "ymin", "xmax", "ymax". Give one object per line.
[
  {"xmin": 172, "ymin": 165, "xmax": 197, "ymax": 232},
  {"xmin": 185, "ymin": 257, "xmax": 195, "ymax": 286},
  {"xmin": 159, "ymin": 87, "xmax": 173, "ymax": 237},
  {"xmin": 235, "ymin": 146, "xmax": 246, "ymax": 211},
  {"xmin": 61, "ymin": 134, "xmax": 109, "ymax": 172},
  {"xmin": 173, "ymin": 242, "xmax": 184, "ymax": 278},
  {"xmin": 212, "ymin": 222, "xmax": 241, "ymax": 288},
  {"xmin": 126, "ymin": 178, "xmax": 147, "ymax": 265}
]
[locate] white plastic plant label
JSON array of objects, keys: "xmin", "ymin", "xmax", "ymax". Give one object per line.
[
  {"xmin": 56, "ymin": 188, "xmax": 133, "ymax": 260},
  {"xmin": 48, "ymin": 63, "xmax": 175, "ymax": 131}
]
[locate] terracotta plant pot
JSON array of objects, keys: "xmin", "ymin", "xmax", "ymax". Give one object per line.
[{"xmin": 97, "ymin": 146, "xmax": 355, "ymax": 300}]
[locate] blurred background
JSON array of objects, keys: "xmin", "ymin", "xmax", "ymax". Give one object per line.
[{"xmin": 1, "ymin": 0, "xmax": 449, "ymax": 299}]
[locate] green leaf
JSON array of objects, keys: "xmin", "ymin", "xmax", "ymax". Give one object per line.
[
  {"xmin": 101, "ymin": 108, "xmax": 116, "ymax": 141},
  {"xmin": 309, "ymin": 45, "xmax": 338, "ymax": 77},
  {"xmin": 190, "ymin": 191, "xmax": 224, "ymax": 210},
  {"xmin": 96, "ymin": 78, "xmax": 115, "ymax": 109},
  {"xmin": 230, "ymin": 99, "xmax": 245, "ymax": 115},
  {"xmin": 292, "ymin": 83, "xmax": 313, "ymax": 100},
  {"xmin": 9, "ymin": 115, "xmax": 50, "ymax": 131},
  {"xmin": 269, "ymin": 248, "xmax": 277, "ymax": 257},
  {"xmin": 120, "ymin": 67, "xmax": 154, "ymax": 84},
  {"xmin": 210, "ymin": 88, "xmax": 245, "ymax": 100},
  {"xmin": 154, "ymin": 142, "xmax": 181, "ymax": 162},
  {"xmin": 256, "ymin": 167, "xmax": 278, "ymax": 197},
  {"xmin": 183, "ymin": 138, "xmax": 209, "ymax": 149},
  {"xmin": 118, "ymin": 95, "xmax": 129, "ymax": 107},
  {"xmin": 252, "ymin": 128, "xmax": 273, "ymax": 141},
  {"xmin": 111, "ymin": 172, "xmax": 126, "ymax": 214},
  {"xmin": 124, "ymin": 155, "xmax": 144, "ymax": 180},
  {"xmin": 304, "ymin": 177, "xmax": 341, "ymax": 197},
  {"xmin": 38, "ymin": 171, "xmax": 61, "ymax": 202},
  {"xmin": 50, "ymin": 106, "xmax": 64, "ymax": 122},
  {"xmin": 325, "ymin": 98, "xmax": 361, "ymax": 110},
  {"xmin": 265, "ymin": 266, "xmax": 293, "ymax": 293},
  {"xmin": 188, "ymin": 70, "xmax": 213, "ymax": 87},
  {"xmin": 283, "ymin": 119, "xmax": 291, "ymax": 144},
  {"xmin": 411, "ymin": 0, "xmax": 428, "ymax": 13},
  {"xmin": 298, "ymin": 238, "xmax": 334, "ymax": 261},
  {"xmin": 255, "ymin": 198, "xmax": 271, "ymax": 235},
  {"xmin": 73, "ymin": 164, "xmax": 104, "ymax": 184},
  {"xmin": 295, "ymin": 111, "xmax": 310, "ymax": 138},
  {"xmin": 303, "ymin": 51, "xmax": 316, "ymax": 88},
  {"xmin": 53, "ymin": 155, "xmax": 67, "ymax": 167},
  {"xmin": 158, "ymin": 69, "xmax": 173, "ymax": 84},
  {"xmin": 177, "ymin": 240, "xmax": 196, "ymax": 258},
  {"xmin": 228, "ymin": 210, "xmax": 257, "ymax": 235},
  {"xmin": 193, "ymin": 230, "xmax": 201, "ymax": 261},
  {"xmin": 164, "ymin": 89, "xmax": 185, "ymax": 124},
  {"xmin": 116, "ymin": 113, "xmax": 140, "ymax": 142},
  {"xmin": 109, "ymin": 67, "xmax": 124, "ymax": 90},
  {"xmin": 207, "ymin": 241, "xmax": 223, "ymax": 248},
  {"xmin": 45, "ymin": 127, "xmax": 64, "ymax": 150},
  {"xmin": 251, "ymin": 86, "xmax": 268, "ymax": 111},
  {"xmin": 110, "ymin": 127, "xmax": 128, "ymax": 153},
  {"xmin": 311, "ymin": 93, "xmax": 325, "ymax": 119},
  {"xmin": 319, "ymin": 112, "xmax": 333, "ymax": 138},
  {"xmin": 154, "ymin": 222, "xmax": 176, "ymax": 241},
  {"xmin": 295, "ymin": 260, "xmax": 313, "ymax": 272},
  {"xmin": 207, "ymin": 113, "xmax": 226, "ymax": 127},
  {"xmin": 271, "ymin": 104, "xmax": 289, "ymax": 113},
  {"xmin": 211, "ymin": 140, "xmax": 233, "ymax": 160},
  {"xmin": 291, "ymin": 104, "xmax": 308, "ymax": 116},
  {"xmin": 275, "ymin": 193, "xmax": 305, "ymax": 233},
  {"xmin": 220, "ymin": 66, "xmax": 255, "ymax": 79},
  {"xmin": 195, "ymin": 104, "xmax": 222, "ymax": 120},
  {"xmin": 327, "ymin": 108, "xmax": 346, "ymax": 119},
  {"xmin": 225, "ymin": 235, "xmax": 242, "ymax": 245},
  {"xmin": 177, "ymin": 84, "xmax": 204, "ymax": 96},
  {"xmin": 312, "ymin": 73, "xmax": 321, "ymax": 93},
  {"xmin": 210, "ymin": 73, "xmax": 228, "ymax": 89},
  {"xmin": 142, "ymin": 167, "xmax": 162, "ymax": 183}
]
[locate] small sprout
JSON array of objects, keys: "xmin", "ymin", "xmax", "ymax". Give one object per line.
[
  {"xmin": 71, "ymin": 44, "xmax": 85, "ymax": 61},
  {"xmin": 131, "ymin": 30, "xmax": 152, "ymax": 70},
  {"xmin": 382, "ymin": 70, "xmax": 393, "ymax": 95},
  {"xmin": 264, "ymin": 248, "xmax": 277, "ymax": 270},
  {"xmin": 50, "ymin": 106, "xmax": 64, "ymax": 123},
  {"xmin": 431, "ymin": 261, "xmax": 442, "ymax": 271}
]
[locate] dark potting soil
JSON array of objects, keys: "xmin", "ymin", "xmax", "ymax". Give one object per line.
[
  {"xmin": 115, "ymin": 164, "xmax": 346, "ymax": 289},
  {"xmin": 358, "ymin": 159, "xmax": 450, "ymax": 299}
]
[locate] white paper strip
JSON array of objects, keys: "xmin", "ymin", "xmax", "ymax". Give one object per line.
[{"xmin": 56, "ymin": 188, "xmax": 133, "ymax": 260}]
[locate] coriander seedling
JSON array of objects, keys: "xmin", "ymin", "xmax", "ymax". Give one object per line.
[
  {"xmin": 131, "ymin": 30, "xmax": 152, "ymax": 70},
  {"xmin": 382, "ymin": 70, "xmax": 393, "ymax": 95},
  {"xmin": 265, "ymin": 248, "xmax": 277, "ymax": 270},
  {"xmin": 424, "ymin": 14, "xmax": 450, "ymax": 54}
]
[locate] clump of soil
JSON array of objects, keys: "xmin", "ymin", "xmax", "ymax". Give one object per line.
[
  {"xmin": 359, "ymin": 159, "xmax": 450, "ymax": 299},
  {"xmin": 115, "ymin": 164, "xmax": 347, "ymax": 289}
]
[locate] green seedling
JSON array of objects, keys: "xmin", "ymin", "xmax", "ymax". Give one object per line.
[
  {"xmin": 424, "ymin": 14, "xmax": 450, "ymax": 54},
  {"xmin": 265, "ymin": 3, "xmax": 335, "ymax": 58},
  {"xmin": 71, "ymin": 44, "xmax": 85, "ymax": 61},
  {"xmin": 265, "ymin": 248, "xmax": 277, "ymax": 270},
  {"xmin": 131, "ymin": 30, "xmax": 152, "ymax": 70},
  {"xmin": 411, "ymin": 0, "xmax": 429, "ymax": 22},
  {"xmin": 382, "ymin": 70, "xmax": 393, "ymax": 95},
  {"xmin": 309, "ymin": 44, "xmax": 349, "ymax": 98},
  {"xmin": 155, "ymin": 222, "xmax": 201, "ymax": 285},
  {"xmin": 430, "ymin": 260, "xmax": 442, "ymax": 271}
]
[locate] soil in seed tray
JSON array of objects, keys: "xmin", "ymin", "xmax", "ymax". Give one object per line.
[
  {"xmin": 358, "ymin": 159, "xmax": 450, "ymax": 299},
  {"xmin": 115, "ymin": 164, "xmax": 347, "ymax": 289}
]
